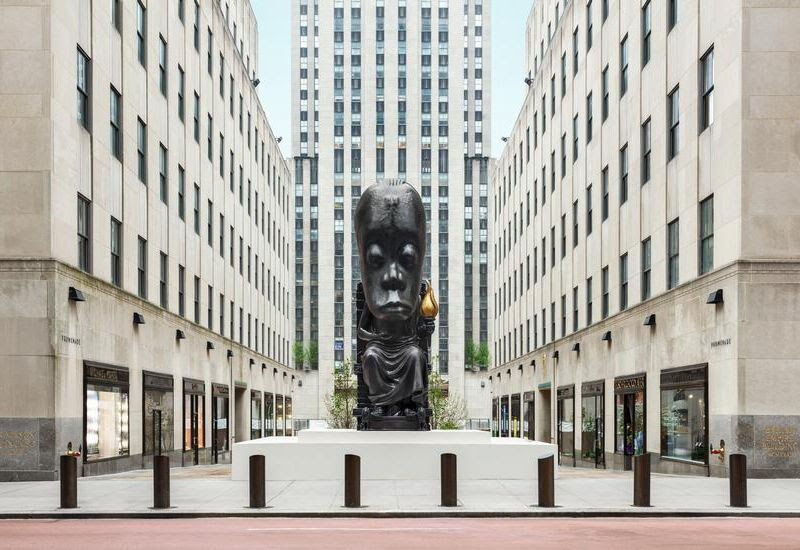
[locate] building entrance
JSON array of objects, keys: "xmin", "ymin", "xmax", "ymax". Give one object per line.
[
  {"xmin": 581, "ymin": 380, "xmax": 605, "ymax": 468},
  {"xmin": 615, "ymin": 374, "xmax": 646, "ymax": 471}
]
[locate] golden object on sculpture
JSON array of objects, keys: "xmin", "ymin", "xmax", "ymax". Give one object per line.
[{"xmin": 420, "ymin": 281, "xmax": 439, "ymax": 318}]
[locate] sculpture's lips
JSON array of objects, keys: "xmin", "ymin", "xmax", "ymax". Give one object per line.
[{"xmin": 380, "ymin": 302, "xmax": 411, "ymax": 313}]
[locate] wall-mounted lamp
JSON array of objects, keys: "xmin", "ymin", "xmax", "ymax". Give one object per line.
[
  {"xmin": 524, "ymin": 76, "xmax": 533, "ymax": 86},
  {"xmin": 480, "ymin": 380, "xmax": 485, "ymax": 388},
  {"xmin": 298, "ymin": 380, "xmax": 303, "ymax": 387},
  {"xmin": 226, "ymin": 349, "xmax": 234, "ymax": 359},
  {"xmin": 518, "ymin": 364, "xmax": 524, "ymax": 372},
  {"xmin": 501, "ymin": 136, "xmax": 508, "ymax": 142},
  {"xmin": 133, "ymin": 312, "xmax": 145, "ymax": 325},
  {"xmin": 571, "ymin": 342, "xmax": 580, "ymax": 353},
  {"xmin": 707, "ymin": 289, "xmax": 724, "ymax": 305},
  {"xmin": 276, "ymin": 136, "xmax": 283, "ymax": 143},
  {"xmin": 506, "ymin": 368, "xmax": 511, "ymax": 376},
  {"xmin": 643, "ymin": 314, "xmax": 656, "ymax": 327},
  {"xmin": 601, "ymin": 331, "xmax": 612, "ymax": 342},
  {"xmin": 273, "ymin": 367, "xmax": 278, "ymax": 376},
  {"xmin": 261, "ymin": 363, "xmax": 266, "ymax": 371},
  {"xmin": 551, "ymin": 350, "xmax": 560, "ymax": 360},
  {"xmin": 251, "ymin": 78, "xmax": 260, "ymax": 87},
  {"xmin": 207, "ymin": 341, "xmax": 215, "ymax": 351},
  {"xmin": 176, "ymin": 329, "xmax": 186, "ymax": 340},
  {"xmin": 249, "ymin": 358, "xmax": 255, "ymax": 367},
  {"xmin": 68, "ymin": 286, "xmax": 85, "ymax": 302},
  {"xmin": 283, "ymin": 372, "xmax": 288, "ymax": 380}
]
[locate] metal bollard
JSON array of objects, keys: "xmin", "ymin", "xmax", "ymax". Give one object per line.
[
  {"xmin": 440, "ymin": 453, "xmax": 457, "ymax": 507},
  {"xmin": 344, "ymin": 454, "xmax": 361, "ymax": 508},
  {"xmin": 633, "ymin": 453, "xmax": 651, "ymax": 507},
  {"xmin": 249, "ymin": 454, "xmax": 266, "ymax": 508},
  {"xmin": 59, "ymin": 455, "xmax": 78, "ymax": 509},
  {"xmin": 537, "ymin": 454, "xmax": 555, "ymax": 507},
  {"xmin": 153, "ymin": 455, "xmax": 170, "ymax": 509},
  {"xmin": 729, "ymin": 453, "xmax": 747, "ymax": 508}
]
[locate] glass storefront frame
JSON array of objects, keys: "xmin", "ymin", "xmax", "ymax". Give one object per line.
[
  {"xmin": 491, "ymin": 397, "xmax": 499, "ymax": 436},
  {"xmin": 500, "ymin": 395, "xmax": 509, "ymax": 437},
  {"xmin": 275, "ymin": 394, "xmax": 285, "ymax": 436},
  {"xmin": 183, "ymin": 378, "xmax": 205, "ymax": 465},
  {"xmin": 264, "ymin": 392, "xmax": 275, "ymax": 436},
  {"xmin": 557, "ymin": 385, "xmax": 575, "ymax": 466},
  {"xmin": 285, "ymin": 396, "xmax": 293, "ymax": 436},
  {"xmin": 581, "ymin": 380, "xmax": 605, "ymax": 468},
  {"xmin": 211, "ymin": 383, "xmax": 229, "ymax": 463},
  {"xmin": 510, "ymin": 393, "xmax": 521, "ymax": 437},
  {"xmin": 250, "ymin": 390, "xmax": 262, "ymax": 440},
  {"xmin": 660, "ymin": 364, "xmax": 708, "ymax": 465},
  {"xmin": 83, "ymin": 362, "xmax": 130, "ymax": 463},
  {"xmin": 615, "ymin": 373, "xmax": 646, "ymax": 470},
  {"xmin": 523, "ymin": 391, "xmax": 535, "ymax": 440},
  {"xmin": 143, "ymin": 371, "xmax": 174, "ymax": 456}
]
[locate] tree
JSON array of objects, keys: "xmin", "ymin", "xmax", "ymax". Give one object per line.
[
  {"xmin": 464, "ymin": 339, "xmax": 477, "ymax": 371},
  {"xmin": 428, "ymin": 371, "xmax": 467, "ymax": 430},
  {"xmin": 324, "ymin": 358, "xmax": 357, "ymax": 429},
  {"xmin": 305, "ymin": 341, "xmax": 319, "ymax": 370},
  {"xmin": 292, "ymin": 341, "xmax": 306, "ymax": 370},
  {"xmin": 476, "ymin": 342, "xmax": 491, "ymax": 370}
]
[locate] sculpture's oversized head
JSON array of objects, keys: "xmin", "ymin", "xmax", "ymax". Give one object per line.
[{"xmin": 355, "ymin": 180, "xmax": 426, "ymax": 322}]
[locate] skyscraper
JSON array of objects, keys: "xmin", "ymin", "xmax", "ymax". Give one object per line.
[{"xmin": 291, "ymin": 0, "xmax": 492, "ymax": 419}]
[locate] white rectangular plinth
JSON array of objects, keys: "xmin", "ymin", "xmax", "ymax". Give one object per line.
[{"xmin": 232, "ymin": 429, "xmax": 557, "ymax": 481}]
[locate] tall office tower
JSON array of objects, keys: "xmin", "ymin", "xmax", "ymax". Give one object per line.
[
  {"xmin": 490, "ymin": 0, "xmax": 800, "ymax": 479},
  {"xmin": 291, "ymin": 0, "xmax": 492, "ymax": 420},
  {"xmin": 0, "ymin": 0, "xmax": 293, "ymax": 481}
]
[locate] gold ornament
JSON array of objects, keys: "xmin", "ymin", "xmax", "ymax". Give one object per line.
[{"xmin": 420, "ymin": 281, "xmax": 439, "ymax": 318}]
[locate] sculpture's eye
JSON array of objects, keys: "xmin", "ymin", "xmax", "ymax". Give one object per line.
[
  {"xmin": 398, "ymin": 244, "xmax": 418, "ymax": 270},
  {"xmin": 366, "ymin": 244, "xmax": 385, "ymax": 268}
]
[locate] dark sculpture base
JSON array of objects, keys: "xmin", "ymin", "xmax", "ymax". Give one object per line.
[{"xmin": 354, "ymin": 407, "xmax": 430, "ymax": 431}]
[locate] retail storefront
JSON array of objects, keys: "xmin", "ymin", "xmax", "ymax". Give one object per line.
[
  {"xmin": 580, "ymin": 380, "xmax": 605, "ymax": 468},
  {"xmin": 615, "ymin": 374, "xmax": 646, "ymax": 470},
  {"xmin": 557, "ymin": 385, "xmax": 575, "ymax": 466},
  {"xmin": 83, "ymin": 362, "xmax": 130, "ymax": 465},
  {"xmin": 500, "ymin": 396, "xmax": 509, "ymax": 437},
  {"xmin": 491, "ymin": 397, "xmax": 499, "ymax": 436},
  {"xmin": 250, "ymin": 391, "xmax": 262, "ymax": 440},
  {"xmin": 523, "ymin": 391, "xmax": 535, "ymax": 440},
  {"xmin": 183, "ymin": 378, "xmax": 205, "ymax": 466},
  {"xmin": 510, "ymin": 394, "xmax": 521, "ymax": 437},
  {"xmin": 143, "ymin": 372, "xmax": 174, "ymax": 461},
  {"xmin": 660, "ymin": 365, "xmax": 708, "ymax": 473},
  {"xmin": 264, "ymin": 392, "xmax": 275, "ymax": 436},
  {"xmin": 276, "ymin": 394, "xmax": 285, "ymax": 436},
  {"xmin": 212, "ymin": 384, "xmax": 229, "ymax": 463},
  {"xmin": 285, "ymin": 396, "xmax": 293, "ymax": 436}
]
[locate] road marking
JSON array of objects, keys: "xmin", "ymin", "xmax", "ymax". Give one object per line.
[{"xmin": 247, "ymin": 527, "xmax": 459, "ymax": 532}]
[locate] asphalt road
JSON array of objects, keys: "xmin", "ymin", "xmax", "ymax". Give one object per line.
[{"xmin": 1, "ymin": 517, "xmax": 798, "ymax": 549}]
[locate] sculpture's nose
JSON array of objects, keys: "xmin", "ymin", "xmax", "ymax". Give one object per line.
[{"xmin": 381, "ymin": 261, "xmax": 405, "ymax": 291}]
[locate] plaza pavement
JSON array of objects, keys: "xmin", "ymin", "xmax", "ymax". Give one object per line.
[{"xmin": 0, "ymin": 465, "xmax": 798, "ymax": 517}]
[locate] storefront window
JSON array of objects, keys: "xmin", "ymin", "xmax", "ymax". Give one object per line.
[
  {"xmin": 250, "ymin": 391, "xmax": 262, "ymax": 440},
  {"xmin": 212, "ymin": 384, "xmax": 229, "ymax": 461},
  {"xmin": 491, "ymin": 397, "xmax": 499, "ymax": 437},
  {"xmin": 500, "ymin": 396, "xmax": 509, "ymax": 437},
  {"xmin": 183, "ymin": 379, "xmax": 205, "ymax": 464},
  {"xmin": 275, "ymin": 395, "xmax": 285, "ymax": 436},
  {"xmin": 143, "ymin": 372, "xmax": 174, "ymax": 455},
  {"xmin": 84, "ymin": 363, "xmax": 129, "ymax": 461},
  {"xmin": 557, "ymin": 386, "xmax": 575, "ymax": 463},
  {"xmin": 285, "ymin": 397, "xmax": 293, "ymax": 436},
  {"xmin": 615, "ymin": 374, "xmax": 646, "ymax": 469},
  {"xmin": 264, "ymin": 393, "xmax": 274, "ymax": 436},
  {"xmin": 523, "ymin": 392, "xmax": 535, "ymax": 440},
  {"xmin": 581, "ymin": 381, "xmax": 604, "ymax": 467},
  {"xmin": 510, "ymin": 394, "xmax": 521, "ymax": 437},
  {"xmin": 660, "ymin": 365, "xmax": 707, "ymax": 463}
]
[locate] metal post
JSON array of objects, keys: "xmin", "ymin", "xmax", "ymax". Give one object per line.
[
  {"xmin": 249, "ymin": 454, "xmax": 266, "ymax": 508},
  {"xmin": 440, "ymin": 453, "xmax": 457, "ymax": 507},
  {"xmin": 344, "ymin": 454, "xmax": 361, "ymax": 508},
  {"xmin": 153, "ymin": 455, "xmax": 170, "ymax": 509},
  {"xmin": 729, "ymin": 453, "xmax": 747, "ymax": 508},
  {"xmin": 59, "ymin": 455, "xmax": 77, "ymax": 509},
  {"xmin": 154, "ymin": 409, "xmax": 162, "ymax": 457},
  {"xmin": 537, "ymin": 454, "xmax": 555, "ymax": 507},
  {"xmin": 633, "ymin": 452, "xmax": 651, "ymax": 507}
]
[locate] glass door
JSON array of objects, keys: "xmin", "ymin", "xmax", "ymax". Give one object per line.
[
  {"xmin": 557, "ymin": 391, "xmax": 575, "ymax": 466},
  {"xmin": 184, "ymin": 393, "xmax": 204, "ymax": 465},
  {"xmin": 212, "ymin": 395, "xmax": 229, "ymax": 463},
  {"xmin": 510, "ymin": 394, "xmax": 521, "ymax": 437},
  {"xmin": 581, "ymin": 393, "xmax": 604, "ymax": 467}
]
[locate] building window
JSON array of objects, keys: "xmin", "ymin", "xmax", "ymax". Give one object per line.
[
  {"xmin": 158, "ymin": 36, "xmax": 167, "ymax": 96},
  {"xmin": 77, "ymin": 194, "xmax": 91, "ymax": 272},
  {"xmin": 661, "ymin": 365, "xmax": 707, "ymax": 463},
  {"xmin": 601, "ymin": 166, "xmax": 609, "ymax": 221},
  {"xmin": 601, "ymin": 65, "xmax": 609, "ymax": 121},
  {"xmin": 586, "ymin": 277, "xmax": 593, "ymax": 325},
  {"xmin": 602, "ymin": 0, "xmax": 609, "ymax": 22},
  {"xmin": 601, "ymin": 266, "xmax": 609, "ymax": 319},
  {"xmin": 642, "ymin": 2, "xmax": 652, "ymax": 66},
  {"xmin": 586, "ymin": 92, "xmax": 593, "ymax": 143},
  {"xmin": 111, "ymin": 217, "xmax": 122, "ymax": 286},
  {"xmin": 193, "ymin": 184, "xmax": 200, "ymax": 235},
  {"xmin": 159, "ymin": 252, "xmax": 168, "ymax": 308},
  {"xmin": 84, "ymin": 364, "xmax": 129, "ymax": 461},
  {"xmin": 668, "ymin": 86, "xmax": 680, "ymax": 160},
  {"xmin": 620, "ymin": 253, "xmax": 628, "ymax": 310},
  {"xmin": 77, "ymin": 48, "xmax": 90, "ymax": 130},
  {"xmin": 136, "ymin": 1, "xmax": 146, "ymax": 66},
  {"xmin": 700, "ymin": 47, "xmax": 714, "ymax": 132},
  {"xmin": 699, "ymin": 196, "xmax": 714, "ymax": 275},
  {"xmin": 208, "ymin": 285, "xmax": 213, "ymax": 330},
  {"xmin": 620, "ymin": 35, "xmax": 628, "ymax": 97},
  {"xmin": 586, "ymin": 185, "xmax": 593, "ymax": 235},
  {"xmin": 193, "ymin": 276, "xmax": 200, "ymax": 323},
  {"xmin": 207, "ymin": 200, "xmax": 213, "ymax": 247},
  {"xmin": 178, "ymin": 265, "xmax": 185, "ymax": 317},
  {"xmin": 137, "ymin": 236, "xmax": 147, "ymax": 299},
  {"xmin": 572, "ymin": 115, "xmax": 579, "ymax": 161},
  {"xmin": 619, "ymin": 144, "xmax": 628, "ymax": 205},
  {"xmin": 641, "ymin": 237, "xmax": 652, "ymax": 301},
  {"xmin": 137, "ymin": 118, "xmax": 147, "ymax": 183},
  {"xmin": 110, "ymin": 87, "xmax": 121, "ymax": 160},
  {"xmin": 667, "ymin": 219, "xmax": 680, "ymax": 289},
  {"xmin": 668, "ymin": 0, "xmax": 678, "ymax": 31},
  {"xmin": 178, "ymin": 166, "xmax": 185, "ymax": 220},
  {"xmin": 159, "ymin": 144, "xmax": 168, "ymax": 204},
  {"xmin": 178, "ymin": 66, "xmax": 185, "ymax": 121},
  {"xmin": 193, "ymin": 93, "xmax": 200, "ymax": 142},
  {"xmin": 111, "ymin": 0, "xmax": 121, "ymax": 31},
  {"xmin": 572, "ymin": 286, "xmax": 579, "ymax": 332},
  {"xmin": 641, "ymin": 118, "xmax": 651, "ymax": 184}
]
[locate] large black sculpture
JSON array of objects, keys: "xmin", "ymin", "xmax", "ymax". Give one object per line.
[{"xmin": 352, "ymin": 179, "xmax": 438, "ymax": 431}]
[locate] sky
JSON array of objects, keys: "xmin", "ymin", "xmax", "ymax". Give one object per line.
[{"xmin": 254, "ymin": 0, "xmax": 532, "ymax": 159}]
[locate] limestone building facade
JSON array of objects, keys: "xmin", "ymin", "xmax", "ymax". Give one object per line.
[
  {"xmin": 490, "ymin": 0, "xmax": 800, "ymax": 477},
  {"xmin": 0, "ymin": 0, "xmax": 294, "ymax": 480}
]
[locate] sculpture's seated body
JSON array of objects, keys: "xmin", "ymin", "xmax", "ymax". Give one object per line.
[{"xmin": 352, "ymin": 180, "xmax": 436, "ymax": 431}]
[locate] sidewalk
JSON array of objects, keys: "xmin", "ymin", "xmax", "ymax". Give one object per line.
[{"xmin": 0, "ymin": 465, "xmax": 798, "ymax": 518}]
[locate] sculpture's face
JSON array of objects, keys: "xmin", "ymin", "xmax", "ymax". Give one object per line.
[{"xmin": 356, "ymin": 182, "xmax": 426, "ymax": 323}]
